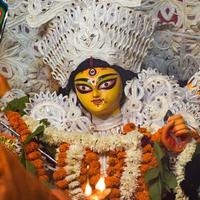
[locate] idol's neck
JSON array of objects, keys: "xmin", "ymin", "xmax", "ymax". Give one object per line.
[{"xmin": 90, "ymin": 110, "xmax": 123, "ymax": 135}]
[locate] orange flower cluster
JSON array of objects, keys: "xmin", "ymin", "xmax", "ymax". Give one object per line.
[
  {"xmin": 135, "ymin": 143, "xmax": 158, "ymax": 200},
  {"xmin": 105, "ymin": 149, "xmax": 126, "ymax": 199},
  {"xmin": 6, "ymin": 111, "xmax": 48, "ymax": 182},
  {"xmin": 53, "ymin": 143, "xmax": 69, "ymax": 190},
  {"xmin": 80, "ymin": 149, "xmax": 101, "ymax": 191},
  {"xmin": 123, "ymin": 123, "xmax": 136, "ymax": 134}
]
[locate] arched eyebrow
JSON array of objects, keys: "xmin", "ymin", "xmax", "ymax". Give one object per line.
[
  {"xmin": 75, "ymin": 78, "xmax": 89, "ymax": 82},
  {"xmin": 98, "ymin": 73, "xmax": 118, "ymax": 81}
]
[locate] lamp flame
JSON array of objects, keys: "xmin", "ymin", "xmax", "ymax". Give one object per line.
[
  {"xmin": 85, "ymin": 182, "xmax": 92, "ymax": 196},
  {"xmin": 95, "ymin": 176, "xmax": 106, "ymax": 192}
]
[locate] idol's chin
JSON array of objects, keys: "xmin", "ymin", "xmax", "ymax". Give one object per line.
[
  {"xmin": 89, "ymin": 109, "xmax": 111, "ymax": 119},
  {"xmin": 90, "ymin": 107, "xmax": 120, "ymax": 120}
]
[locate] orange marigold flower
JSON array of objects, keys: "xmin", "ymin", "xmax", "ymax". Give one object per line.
[
  {"xmin": 138, "ymin": 127, "xmax": 147, "ymax": 133},
  {"xmin": 140, "ymin": 164, "xmax": 149, "ymax": 173},
  {"xmin": 32, "ymin": 159, "xmax": 44, "ymax": 168},
  {"xmin": 123, "ymin": 123, "xmax": 136, "ymax": 134},
  {"xmin": 59, "ymin": 143, "xmax": 69, "ymax": 152},
  {"xmin": 18, "ymin": 120, "xmax": 27, "ymax": 127},
  {"xmin": 107, "ymin": 168, "xmax": 121, "ymax": 178},
  {"xmin": 135, "ymin": 191, "xmax": 149, "ymax": 200},
  {"xmin": 114, "ymin": 162, "xmax": 124, "ymax": 170},
  {"xmin": 16, "ymin": 124, "xmax": 27, "ymax": 132},
  {"xmin": 9, "ymin": 119, "xmax": 19, "ymax": 128},
  {"xmin": 105, "ymin": 176, "xmax": 120, "ymax": 187},
  {"xmin": 143, "ymin": 144, "xmax": 153, "ymax": 153},
  {"xmin": 108, "ymin": 151, "xmax": 117, "ymax": 157},
  {"xmin": 80, "ymin": 167, "xmax": 88, "ymax": 175},
  {"xmin": 58, "ymin": 152, "xmax": 67, "ymax": 159},
  {"xmin": 149, "ymin": 157, "xmax": 158, "ymax": 168},
  {"xmin": 57, "ymin": 157, "xmax": 67, "ymax": 167},
  {"xmin": 109, "ymin": 188, "xmax": 120, "ymax": 198},
  {"xmin": 37, "ymin": 168, "xmax": 47, "ymax": 176},
  {"xmin": 88, "ymin": 166, "xmax": 100, "ymax": 176},
  {"xmin": 107, "ymin": 167, "xmax": 118, "ymax": 176},
  {"xmin": 27, "ymin": 151, "xmax": 41, "ymax": 160},
  {"xmin": 108, "ymin": 157, "xmax": 118, "ymax": 166},
  {"xmin": 55, "ymin": 179, "xmax": 68, "ymax": 189},
  {"xmin": 25, "ymin": 141, "xmax": 39, "ymax": 153},
  {"xmin": 6, "ymin": 111, "xmax": 20, "ymax": 120},
  {"xmin": 89, "ymin": 161, "xmax": 100, "ymax": 169},
  {"xmin": 39, "ymin": 175, "xmax": 49, "ymax": 182},
  {"xmin": 85, "ymin": 152, "xmax": 99, "ymax": 161},
  {"xmin": 137, "ymin": 176, "xmax": 144, "ymax": 186},
  {"xmin": 53, "ymin": 168, "xmax": 67, "ymax": 181},
  {"xmin": 13, "ymin": 123, "xmax": 20, "ymax": 130},
  {"xmin": 20, "ymin": 134, "xmax": 28, "ymax": 142},
  {"xmin": 117, "ymin": 160, "xmax": 125, "ymax": 167},
  {"xmin": 142, "ymin": 153, "xmax": 153, "ymax": 163},
  {"xmin": 5, "ymin": 111, "xmax": 17, "ymax": 117}
]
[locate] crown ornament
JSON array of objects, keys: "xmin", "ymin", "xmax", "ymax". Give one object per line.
[{"xmin": 27, "ymin": 0, "xmax": 155, "ymax": 87}]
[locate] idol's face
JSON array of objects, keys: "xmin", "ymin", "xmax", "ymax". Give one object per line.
[{"xmin": 74, "ymin": 67, "xmax": 123, "ymax": 118}]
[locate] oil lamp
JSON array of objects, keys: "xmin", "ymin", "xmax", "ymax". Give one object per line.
[{"xmin": 84, "ymin": 176, "xmax": 111, "ymax": 200}]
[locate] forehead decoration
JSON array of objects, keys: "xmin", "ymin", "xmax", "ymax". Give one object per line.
[{"xmin": 89, "ymin": 68, "xmax": 97, "ymax": 76}]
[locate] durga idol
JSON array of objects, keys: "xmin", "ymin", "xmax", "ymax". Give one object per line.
[{"xmin": 0, "ymin": 1, "xmax": 200, "ymax": 200}]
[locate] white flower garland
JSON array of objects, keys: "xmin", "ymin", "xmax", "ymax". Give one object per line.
[
  {"xmin": 174, "ymin": 139, "xmax": 196, "ymax": 200},
  {"xmin": 120, "ymin": 145, "xmax": 142, "ymax": 200},
  {"xmin": 23, "ymin": 115, "xmax": 143, "ymax": 199},
  {"xmin": 66, "ymin": 144, "xmax": 85, "ymax": 200}
]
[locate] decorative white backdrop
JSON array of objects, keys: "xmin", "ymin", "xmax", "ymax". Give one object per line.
[{"xmin": 1, "ymin": 0, "xmax": 200, "ymax": 93}]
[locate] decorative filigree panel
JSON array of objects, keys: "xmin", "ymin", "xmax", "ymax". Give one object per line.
[
  {"xmin": 141, "ymin": 0, "xmax": 200, "ymax": 81},
  {"xmin": 1, "ymin": 0, "xmax": 200, "ymax": 92}
]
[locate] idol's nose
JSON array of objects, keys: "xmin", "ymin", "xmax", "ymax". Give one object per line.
[{"xmin": 92, "ymin": 88, "xmax": 100, "ymax": 98}]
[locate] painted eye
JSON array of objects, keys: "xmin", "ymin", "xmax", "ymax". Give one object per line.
[
  {"xmin": 98, "ymin": 78, "xmax": 117, "ymax": 90},
  {"xmin": 75, "ymin": 84, "xmax": 92, "ymax": 94}
]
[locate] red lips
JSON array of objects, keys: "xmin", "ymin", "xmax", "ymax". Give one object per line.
[{"xmin": 92, "ymin": 99, "xmax": 104, "ymax": 105}]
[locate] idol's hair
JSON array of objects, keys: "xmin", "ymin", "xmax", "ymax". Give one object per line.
[{"xmin": 58, "ymin": 58, "xmax": 137, "ymax": 105}]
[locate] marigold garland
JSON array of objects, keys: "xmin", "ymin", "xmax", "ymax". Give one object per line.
[
  {"xmin": 5, "ymin": 111, "xmax": 48, "ymax": 182},
  {"xmin": 80, "ymin": 149, "xmax": 101, "ymax": 190},
  {"xmin": 106, "ymin": 149, "xmax": 126, "ymax": 199},
  {"xmin": 53, "ymin": 143, "xmax": 69, "ymax": 191}
]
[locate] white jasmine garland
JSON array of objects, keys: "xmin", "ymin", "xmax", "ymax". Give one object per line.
[
  {"xmin": 66, "ymin": 144, "xmax": 85, "ymax": 200},
  {"xmin": 174, "ymin": 139, "xmax": 196, "ymax": 200},
  {"xmin": 23, "ymin": 115, "xmax": 142, "ymax": 152},
  {"xmin": 120, "ymin": 143, "xmax": 143, "ymax": 200}
]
